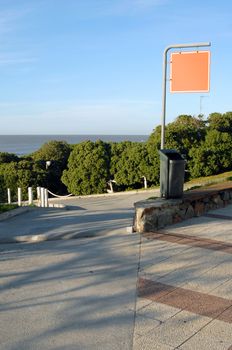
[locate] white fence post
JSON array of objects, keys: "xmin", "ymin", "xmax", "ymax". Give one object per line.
[
  {"xmin": 18, "ymin": 187, "xmax": 22, "ymax": 206},
  {"xmin": 41, "ymin": 187, "xmax": 45, "ymax": 208},
  {"xmin": 28, "ymin": 187, "xmax": 33, "ymax": 205},
  {"xmin": 7, "ymin": 188, "xmax": 11, "ymax": 204},
  {"xmin": 37, "ymin": 186, "xmax": 41, "ymax": 206},
  {"xmin": 44, "ymin": 188, "xmax": 48, "ymax": 207},
  {"xmin": 143, "ymin": 176, "xmax": 147, "ymax": 189}
]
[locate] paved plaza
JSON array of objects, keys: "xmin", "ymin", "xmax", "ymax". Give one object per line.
[
  {"xmin": 135, "ymin": 205, "xmax": 232, "ymax": 350},
  {"xmin": 0, "ymin": 193, "xmax": 232, "ymax": 349}
]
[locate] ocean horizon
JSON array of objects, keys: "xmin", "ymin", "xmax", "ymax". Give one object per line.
[{"xmin": 0, "ymin": 134, "xmax": 149, "ymax": 156}]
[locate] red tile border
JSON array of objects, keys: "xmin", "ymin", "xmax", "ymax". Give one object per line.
[
  {"xmin": 142, "ymin": 231, "xmax": 232, "ymax": 254},
  {"xmin": 138, "ymin": 278, "xmax": 176, "ymax": 301},
  {"xmin": 138, "ymin": 278, "xmax": 232, "ymax": 323},
  {"xmin": 159, "ymin": 287, "xmax": 231, "ymax": 319}
]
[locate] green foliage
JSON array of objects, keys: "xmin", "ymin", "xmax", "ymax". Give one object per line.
[
  {"xmin": 208, "ymin": 111, "xmax": 232, "ymax": 132},
  {"xmin": 164, "ymin": 115, "xmax": 205, "ymax": 157},
  {"xmin": 0, "ymin": 160, "xmax": 47, "ymax": 202},
  {"xmin": 147, "ymin": 115, "xmax": 205, "ymax": 155},
  {"xmin": 146, "ymin": 125, "xmax": 161, "ymax": 185},
  {"xmin": 32, "ymin": 140, "xmax": 71, "ymax": 166},
  {"xmin": 1, "ymin": 111, "xmax": 232, "ymax": 199},
  {"xmin": 0, "ymin": 152, "xmax": 19, "ymax": 163},
  {"xmin": 188, "ymin": 129, "xmax": 232, "ymax": 178},
  {"xmin": 31, "ymin": 140, "xmax": 71, "ymax": 194},
  {"xmin": 62, "ymin": 140, "xmax": 110, "ymax": 195},
  {"xmin": 0, "ymin": 204, "xmax": 18, "ymax": 213},
  {"xmin": 110, "ymin": 142, "xmax": 157, "ymax": 189},
  {"xmin": 148, "ymin": 115, "xmax": 207, "ymax": 181},
  {"xmin": 0, "ymin": 174, "xmax": 5, "ymax": 202},
  {"xmin": 188, "ymin": 112, "xmax": 232, "ymax": 178}
]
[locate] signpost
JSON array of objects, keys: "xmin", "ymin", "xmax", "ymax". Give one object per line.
[
  {"xmin": 159, "ymin": 42, "xmax": 211, "ymax": 199},
  {"xmin": 161, "ymin": 42, "xmax": 211, "ymax": 149}
]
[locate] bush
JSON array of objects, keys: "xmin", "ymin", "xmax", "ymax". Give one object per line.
[{"xmin": 62, "ymin": 140, "xmax": 110, "ymax": 195}]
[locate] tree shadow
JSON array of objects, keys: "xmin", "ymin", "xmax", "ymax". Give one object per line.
[{"xmin": 0, "ymin": 233, "xmax": 140, "ymax": 349}]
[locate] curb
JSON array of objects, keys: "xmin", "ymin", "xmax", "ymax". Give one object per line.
[
  {"xmin": 0, "ymin": 206, "xmax": 35, "ymax": 222},
  {"xmin": 0, "ymin": 204, "xmax": 67, "ymax": 223},
  {"xmin": 49, "ymin": 188, "xmax": 160, "ymax": 202},
  {"xmin": 0, "ymin": 226, "xmax": 134, "ymax": 244},
  {"xmin": 0, "ymin": 234, "xmax": 50, "ymax": 244}
]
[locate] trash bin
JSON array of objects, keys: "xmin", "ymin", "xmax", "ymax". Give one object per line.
[{"xmin": 159, "ymin": 149, "xmax": 185, "ymax": 199}]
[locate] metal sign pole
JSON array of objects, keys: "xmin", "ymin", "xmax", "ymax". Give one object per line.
[{"xmin": 161, "ymin": 42, "xmax": 211, "ymax": 150}]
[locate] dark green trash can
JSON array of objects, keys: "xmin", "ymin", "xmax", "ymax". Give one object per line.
[{"xmin": 159, "ymin": 149, "xmax": 185, "ymax": 199}]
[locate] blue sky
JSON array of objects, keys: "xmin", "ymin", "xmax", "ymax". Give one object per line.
[{"xmin": 0, "ymin": 0, "xmax": 232, "ymax": 134}]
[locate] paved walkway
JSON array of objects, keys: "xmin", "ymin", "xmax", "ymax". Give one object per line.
[
  {"xmin": 0, "ymin": 198, "xmax": 232, "ymax": 349},
  {"xmin": 0, "ymin": 192, "xmax": 153, "ymax": 243},
  {"xmin": 135, "ymin": 205, "xmax": 232, "ymax": 349},
  {"xmin": 0, "ymin": 229, "xmax": 139, "ymax": 350}
]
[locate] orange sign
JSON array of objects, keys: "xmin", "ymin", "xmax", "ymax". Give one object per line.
[{"xmin": 170, "ymin": 51, "xmax": 210, "ymax": 93}]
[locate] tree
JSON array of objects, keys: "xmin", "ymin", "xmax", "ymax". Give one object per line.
[
  {"xmin": 32, "ymin": 140, "xmax": 71, "ymax": 166},
  {"xmin": 148, "ymin": 115, "xmax": 206, "ymax": 156},
  {"xmin": 0, "ymin": 152, "xmax": 19, "ymax": 163},
  {"xmin": 110, "ymin": 142, "xmax": 157, "ymax": 189},
  {"xmin": 147, "ymin": 115, "xmax": 207, "ymax": 182},
  {"xmin": 188, "ymin": 129, "xmax": 232, "ymax": 178},
  {"xmin": 62, "ymin": 140, "xmax": 110, "ymax": 195},
  {"xmin": 0, "ymin": 174, "xmax": 7, "ymax": 202},
  {"xmin": 32, "ymin": 140, "xmax": 72, "ymax": 194},
  {"xmin": 146, "ymin": 125, "xmax": 161, "ymax": 185},
  {"xmin": 0, "ymin": 160, "xmax": 47, "ymax": 202},
  {"xmin": 208, "ymin": 112, "xmax": 232, "ymax": 132},
  {"xmin": 165, "ymin": 115, "xmax": 206, "ymax": 157}
]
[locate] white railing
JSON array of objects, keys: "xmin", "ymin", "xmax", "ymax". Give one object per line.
[
  {"xmin": 6, "ymin": 187, "xmax": 72, "ymax": 208},
  {"xmin": 7, "ymin": 186, "xmax": 48, "ymax": 208}
]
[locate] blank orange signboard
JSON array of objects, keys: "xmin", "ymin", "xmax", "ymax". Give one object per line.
[{"xmin": 170, "ymin": 51, "xmax": 210, "ymax": 93}]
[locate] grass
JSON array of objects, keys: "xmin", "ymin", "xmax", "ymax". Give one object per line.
[
  {"xmin": 147, "ymin": 171, "xmax": 232, "ymax": 199},
  {"xmin": 138, "ymin": 171, "xmax": 232, "ymax": 194},
  {"xmin": 184, "ymin": 171, "xmax": 232, "ymax": 190},
  {"xmin": 0, "ymin": 204, "xmax": 18, "ymax": 213}
]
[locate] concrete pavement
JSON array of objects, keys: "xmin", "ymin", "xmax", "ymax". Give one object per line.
[
  {"xmin": 135, "ymin": 204, "xmax": 232, "ymax": 349},
  {"xmin": 0, "ymin": 230, "xmax": 140, "ymax": 350},
  {"xmin": 0, "ymin": 192, "xmax": 151, "ymax": 349},
  {"xmin": 0, "ymin": 192, "xmax": 155, "ymax": 243},
  {"xmin": 0, "ymin": 193, "xmax": 232, "ymax": 349}
]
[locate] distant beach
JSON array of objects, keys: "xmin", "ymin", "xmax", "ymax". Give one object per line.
[{"xmin": 0, "ymin": 135, "xmax": 148, "ymax": 156}]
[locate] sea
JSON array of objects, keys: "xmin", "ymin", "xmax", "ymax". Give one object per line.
[{"xmin": 0, "ymin": 135, "xmax": 148, "ymax": 156}]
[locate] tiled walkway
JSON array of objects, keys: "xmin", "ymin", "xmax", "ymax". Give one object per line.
[{"xmin": 134, "ymin": 205, "xmax": 232, "ymax": 350}]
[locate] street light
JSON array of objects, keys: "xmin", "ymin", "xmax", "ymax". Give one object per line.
[
  {"xmin": 107, "ymin": 180, "xmax": 116, "ymax": 193},
  {"xmin": 142, "ymin": 176, "xmax": 147, "ymax": 189},
  {"xmin": 46, "ymin": 160, "xmax": 51, "ymax": 169}
]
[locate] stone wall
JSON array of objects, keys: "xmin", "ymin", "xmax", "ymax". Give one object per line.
[{"xmin": 133, "ymin": 182, "xmax": 232, "ymax": 233}]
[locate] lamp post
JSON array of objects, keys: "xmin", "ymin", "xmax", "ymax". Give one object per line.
[
  {"xmin": 46, "ymin": 160, "xmax": 51, "ymax": 169},
  {"xmin": 107, "ymin": 180, "xmax": 116, "ymax": 193},
  {"xmin": 142, "ymin": 176, "xmax": 147, "ymax": 189}
]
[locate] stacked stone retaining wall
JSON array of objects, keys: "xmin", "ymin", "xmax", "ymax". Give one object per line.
[{"xmin": 134, "ymin": 182, "xmax": 232, "ymax": 233}]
